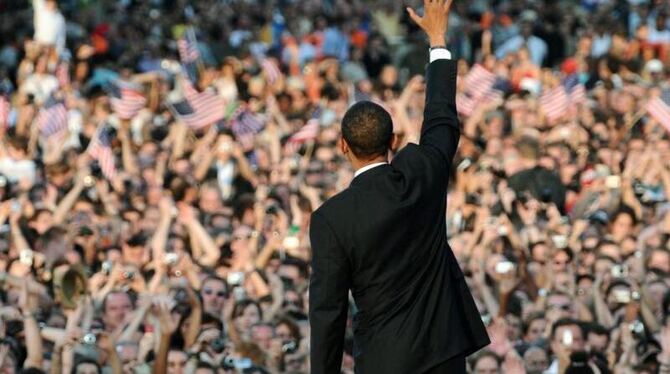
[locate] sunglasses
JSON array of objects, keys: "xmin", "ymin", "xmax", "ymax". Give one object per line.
[
  {"xmin": 549, "ymin": 304, "xmax": 571, "ymax": 311},
  {"xmin": 203, "ymin": 289, "xmax": 227, "ymax": 298}
]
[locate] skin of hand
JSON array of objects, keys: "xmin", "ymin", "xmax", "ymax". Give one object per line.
[{"xmin": 406, "ymin": 0, "xmax": 453, "ymax": 47}]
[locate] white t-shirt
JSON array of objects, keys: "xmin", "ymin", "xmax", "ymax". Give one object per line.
[
  {"xmin": 216, "ymin": 160, "xmax": 235, "ymax": 200},
  {"xmin": 0, "ymin": 158, "xmax": 36, "ymax": 184},
  {"xmin": 33, "ymin": 0, "xmax": 66, "ymax": 53},
  {"xmin": 20, "ymin": 73, "xmax": 59, "ymax": 104}
]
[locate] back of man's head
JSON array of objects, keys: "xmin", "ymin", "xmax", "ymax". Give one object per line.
[
  {"xmin": 517, "ymin": 136, "xmax": 541, "ymax": 160},
  {"xmin": 341, "ymin": 101, "xmax": 393, "ymax": 160}
]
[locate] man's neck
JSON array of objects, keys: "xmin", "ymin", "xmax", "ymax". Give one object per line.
[{"xmin": 352, "ymin": 156, "xmax": 388, "ymax": 172}]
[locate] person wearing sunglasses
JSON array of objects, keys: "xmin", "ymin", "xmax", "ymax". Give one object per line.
[{"xmin": 200, "ymin": 276, "xmax": 229, "ymax": 318}]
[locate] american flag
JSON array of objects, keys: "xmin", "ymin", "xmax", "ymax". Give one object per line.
[
  {"xmin": 178, "ymin": 28, "xmax": 200, "ymax": 83},
  {"xmin": 228, "ymin": 103, "xmax": 265, "ymax": 150},
  {"xmin": 0, "ymin": 96, "xmax": 9, "ymax": 128},
  {"xmin": 456, "ymin": 64, "xmax": 500, "ymax": 117},
  {"xmin": 481, "ymin": 91, "xmax": 504, "ymax": 109},
  {"xmin": 178, "ymin": 27, "xmax": 200, "ymax": 64},
  {"xmin": 569, "ymin": 84, "xmax": 586, "ymax": 105},
  {"xmin": 169, "ymin": 100, "xmax": 204, "ymax": 130},
  {"xmin": 36, "ymin": 95, "xmax": 68, "ymax": 138},
  {"xmin": 56, "ymin": 61, "xmax": 70, "ymax": 88},
  {"xmin": 563, "ymin": 74, "xmax": 586, "ymax": 105},
  {"xmin": 540, "ymin": 86, "xmax": 569, "ymax": 122},
  {"xmin": 647, "ymin": 96, "xmax": 670, "ymax": 133},
  {"xmin": 456, "ymin": 93, "xmax": 477, "ymax": 117},
  {"xmin": 456, "ymin": 88, "xmax": 504, "ymax": 117},
  {"xmin": 260, "ymin": 57, "xmax": 282, "ymax": 85},
  {"xmin": 107, "ymin": 81, "xmax": 147, "ymax": 120},
  {"xmin": 171, "ymin": 78, "xmax": 226, "ymax": 130},
  {"xmin": 463, "ymin": 64, "xmax": 497, "ymax": 100},
  {"xmin": 661, "ymin": 88, "xmax": 670, "ymax": 105},
  {"xmin": 87, "ymin": 125, "xmax": 116, "ymax": 180},
  {"xmin": 285, "ymin": 107, "xmax": 321, "ymax": 153}
]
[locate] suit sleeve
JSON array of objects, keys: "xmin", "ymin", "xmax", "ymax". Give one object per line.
[
  {"xmin": 419, "ymin": 59, "xmax": 460, "ymax": 171},
  {"xmin": 309, "ymin": 211, "xmax": 351, "ymax": 374}
]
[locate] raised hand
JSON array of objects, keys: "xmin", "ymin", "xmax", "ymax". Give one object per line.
[
  {"xmin": 158, "ymin": 195, "xmax": 174, "ymax": 217},
  {"xmin": 487, "ymin": 318, "xmax": 512, "ymax": 357},
  {"xmin": 406, "ymin": 0, "xmax": 453, "ymax": 46},
  {"xmin": 176, "ymin": 203, "xmax": 196, "ymax": 226},
  {"xmin": 154, "ymin": 296, "xmax": 179, "ymax": 336}
]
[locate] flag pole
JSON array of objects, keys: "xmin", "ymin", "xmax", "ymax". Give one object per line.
[{"xmin": 189, "ymin": 26, "xmax": 206, "ymax": 85}]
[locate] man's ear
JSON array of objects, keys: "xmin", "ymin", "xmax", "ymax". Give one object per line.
[
  {"xmin": 339, "ymin": 137, "xmax": 349, "ymax": 155},
  {"xmin": 390, "ymin": 133, "xmax": 402, "ymax": 153}
]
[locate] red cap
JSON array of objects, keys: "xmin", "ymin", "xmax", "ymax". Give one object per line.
[{"xmin": 561, "ymin": 58, "xmax": 578, "ymax": 75}]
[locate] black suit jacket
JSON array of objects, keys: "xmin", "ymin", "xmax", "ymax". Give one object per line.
[{"xmin": 309, "ymin": 59, "xmax": 490, "ymax": 374}]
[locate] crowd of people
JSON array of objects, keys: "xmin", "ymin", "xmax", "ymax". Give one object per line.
[{"xmin": 0, "ymin": 0, "xmax": 669, "ymax": 373}]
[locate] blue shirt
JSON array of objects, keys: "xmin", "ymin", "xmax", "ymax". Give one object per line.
[
  {"xmin": 322, "ymin": 27, "xmax": 349, "ymax": 62},
  {"xmin": 495, "ymin": 35, "xmax": 547, "ymax": 66}
]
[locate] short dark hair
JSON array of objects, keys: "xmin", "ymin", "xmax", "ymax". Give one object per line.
[
  {"xmin": 522, "ymin": 311, "xmax": 546, "ymax": 336},
  {"xmin": 20, "ymin": 368, "xmax": 46, "ymax": 374},
  {"xmin": 201, "ymin": 313, "xmax": 224, "ymax": 331},
  {"xmin": 71, "ymin": 358, "xmax": 100, "ymax": 374},
  {"xmin": 101, "ymin": 290, "xmax": 133, "ymax": 314},
  {"xmin": 7, "ymin": 136, "xmax": 28, "ymax": 152},
  {"xmin": 281, "ymin": 256, "xmax": 309, "ymax": 279},
  {"xmin": 232, "ymin": 299, "xmax": 263, "ymax": 320},
  {"xmin": 196, "ymin": 362, "xmax": 217, "ymax": 374},
  {"xmin": 274, "ymin": 316, "xmax": 302, "ymax": 342},
  {"xmin": 341, "ymin": 101, "xmax": 393, "ymax": 159},
  {"xmin": 585, "ymin": 323, "xmax": 609, "ymax": 338},
  {"xmin": 125, "ymin": 232, "xmax": 148, "ymax": 247},
  {"xmin": 612, "ymin": 205, "xmax": 638, "ymax": 226},
  {"xmin": 202, "ymin": 275, "xmax": 229, "ymax": 296},
  {"xmin": 469, "ymin": 349, "xmax": 502, "ymax": 369},
  {"xmin": 550, "ymin": 318, "xmax": 583, "ymax": 341},
  {"xmin": 605, "ymin": 279, "xmax": 631, "ymax": 298}
]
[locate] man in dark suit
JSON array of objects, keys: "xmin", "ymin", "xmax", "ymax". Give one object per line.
[{"xmin": 309, "ymin": 1, "xmax": 490, "ymax": 373}]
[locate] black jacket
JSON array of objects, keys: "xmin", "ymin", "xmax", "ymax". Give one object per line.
[{"xmin": 309, "ymin": 59, "xmax": 490, "ymax": 374}]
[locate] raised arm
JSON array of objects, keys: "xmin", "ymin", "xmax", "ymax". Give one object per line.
[
  {"xmin": 20, "ymin": 280, "xmax": 43, "ymax": 369},
  {"xmin": 309, "ymin": 211, "xmax": 351, "ymax": 374},
  {"xmin": 52, "ymin": 171, "xmax": 86, "ymax": 225},
  {"xmin": 408, "ymin": 0, "xmax": 459, "ymax": 169}
]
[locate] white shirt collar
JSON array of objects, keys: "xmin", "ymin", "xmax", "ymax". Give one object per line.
[{"xmin": 353, "ymin": 162, "xmax": 388, "ymax": 178}]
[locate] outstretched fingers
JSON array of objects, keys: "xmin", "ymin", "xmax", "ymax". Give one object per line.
[
  {"xmin": 406, "ymin": 7, "xmax": 423, "ymax": 26},
  {"xmin": 444, "ymin": 0, "xmax": 454, "ymax": 13}
]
